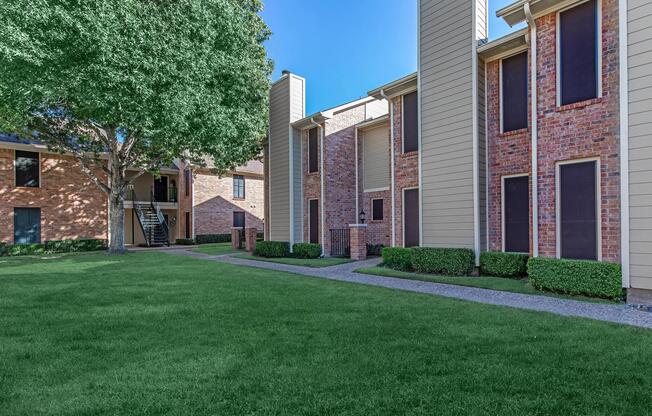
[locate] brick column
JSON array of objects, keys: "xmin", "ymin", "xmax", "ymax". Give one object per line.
[
  {"xmin": 349, "ymin": 224, "xmax": 367, "ymax": 261},
  {"xmin": 231, "ymin": 227, "xmax": 242, "ymax": 250},
  {"xmin": 245, "ymin": 227, "xmax": 257, "ymax": 252}
]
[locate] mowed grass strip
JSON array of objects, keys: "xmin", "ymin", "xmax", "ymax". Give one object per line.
[
  {"xmin": 0, "ymin": 253, "xmax": 650, "ymax": 416},
  {"xmin": 237, "ymin": 254, "xmax": 353, "ymax": 268}
]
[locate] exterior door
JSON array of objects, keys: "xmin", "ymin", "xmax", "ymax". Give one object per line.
[
  {"xmin": 404, "ymin": 189, "xmax": 420, "ymax": 247},
  {"xmin": 14, "ymin": 208, "xmax": 41, "ymax": 244},
  {"xmin": 560, "ymin": 161, "xmax": 598, "ymax": 260},
  {"xmin": 309, "ymin": 199, "xmax": 319, "ymax": 244},
  {"xmin": 504, "ymin": 176, "xmax": 530, "ymax": 253},
  {"xmin": 154, "ymin": 176, "xmax": 168, "ymax": 202}
]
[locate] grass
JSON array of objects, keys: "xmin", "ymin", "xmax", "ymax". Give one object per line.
[
  {"xmin": 192, "ymin": 242, "xmax": 240, "ymax": 256},
  {"xmin": 1, "ymin": 253, "xmax": 651, "ymax": 415},
  {"xmin": 237, "ymin": 253, "xmax": 353, "ymax": 268},
  {"xmin": 355, "ymin": 266, "xmax": 616, "ymax": 304}
]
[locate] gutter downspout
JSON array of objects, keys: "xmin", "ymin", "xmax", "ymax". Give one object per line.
[
  {"xmin": 525, "ymin": 2, "xmax": 539, "ymax": 258},
  {"xmin": 618, "ymin": 0, "xmax": 630, "ymax": 288},
  {"xmin": 380, "ymin": 89, "xmax": 397, "ymax": 247},
  {"xmin": 310, "ymin": 117, "xmax": 326, "ymax": 257},
  {"xmin": 355, "ymin": 126, "xmax": 359, "ymax": 222}
]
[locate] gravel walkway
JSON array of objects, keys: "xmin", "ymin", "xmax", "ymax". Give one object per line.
[{"xmin": 166, "ymin": 249, "xmax": 652, "ymax": 330}]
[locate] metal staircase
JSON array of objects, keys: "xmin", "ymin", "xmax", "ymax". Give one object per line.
[{"xmin": 131, "ymin": 189, "xmax": 170, "ymax": 247}]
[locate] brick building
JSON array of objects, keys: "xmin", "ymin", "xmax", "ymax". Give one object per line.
[
  {"xmin": 266, "ymin": 0, "xmax": 652, "ymax": 304},
  {"xmin": 0, "ymin": 134, "xmax": 264, "ymax": 246}
]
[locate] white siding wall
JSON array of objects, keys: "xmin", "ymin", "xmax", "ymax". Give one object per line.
[{"xmin": 628, "ymin": 0, "xmax": 652, "ymax": 290}]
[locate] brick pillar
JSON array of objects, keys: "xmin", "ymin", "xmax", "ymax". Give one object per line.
[
  {"xmin": 231, "ymin": 227, "xmax": 242, "ymax": 250},
  {"xmin": 245, "ymin": 227, "xmax": 257, "ymax": 252},
  {"xmin": 349, "ymin": 224, "xmax": 367, "ymax": 261}
]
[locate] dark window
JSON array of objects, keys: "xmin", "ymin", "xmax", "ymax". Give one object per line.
[
  {"xmin": 184, "ymin": 169, "xmax": 190, "ymax": 197},
  {"xmin": 233, "ymin": 211, "xmax": 245, "ymax": 228},
  {"xmin": 233, "ymin": 175, "xmax": 245, "ymax": 199},
  {"xmin": 502, "ymin": 52, "xmax": 528, "ymax": 132},
  {"xmin": 14, "ymin": 208, "xmax": 41, "ymax": 244},
  {"xmin": 404, "ymin": 189, "xmax": 420, "ymax": 247},
  {"xmin": 372, "ymin": 199, "xmax": 384, "ymax": 221},
  {"xmin": 15, "ymin": 151, "xmax": 39, "ymax": 188},
  {"xmin": 154, "ymin": 176, "xmax": 168, "ymax": 202},
  {"xmin": 309, "ymin": 199, "xmax": 319, "ymax": 244},
  {"xmin": 560, "ymin": 161, "xmax": 598, "ymax": 260},
  {"xmin": 403, "ymin": 91, "xmax": 418, "ymax": 153},
  {"xmin": 560, "ymin": 0, "xmax": 598, "ymax": 105},
  {"xmin": 185, "ymin": 212, "xmax": 191, "ymax": 239},
  {"xmin": 308, "ymin": 128, "xmax": 319, "ymax": 173},
  {"xmin": 504, "ymin": 176, "xmax": 530, "ymax": 253}
]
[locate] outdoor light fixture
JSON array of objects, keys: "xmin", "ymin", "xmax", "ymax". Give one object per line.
[{"xmin": 359, "ymin": 210, "xmax": 366, "ymax": 224}]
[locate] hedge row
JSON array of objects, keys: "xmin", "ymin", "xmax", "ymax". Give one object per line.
[
  {"xmin": 255, "ymin": 241, "xmax": 290, "ymax": 258},
  {"xmin": 528, "ymin": 257, "xmax": 622, "ymax": 299},
  {"xmin": 480, "ymin": 252, "xmax": 529, "ymax": 278},
  {"xmin": 381, "ymin": 247, "xmax": 475, "ymax": 276},
  {"xmin": 292, "ymin": 243, "xmax": 321, "ymax": 259},
  {"xmin": 175, "ymin": 238, "xmax": 196, "ymax": 246},
  {"xmin": 195, "ymin": 233, "xmax": 265, "ymax": 245},
  {"xmin": 0, "ymin": 239, "xmax": 107, "ymax": 257}
]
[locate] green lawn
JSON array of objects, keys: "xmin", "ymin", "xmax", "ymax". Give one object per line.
[
  {"xmin": 1, "ymin": 253, "xmax": 651, "ymax": 415},
  {"xmin": 356, "ymin": 266, "xmax": 615, "ymax": 303},
  {"xmin": 237, "ymin": 254, "xmax": 353, "ymax": 268},
  {"xmin": 192, "ymin": 242, "xmax": 241, "ymax": 256}
]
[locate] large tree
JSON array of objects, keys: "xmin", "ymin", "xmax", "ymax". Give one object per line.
[{"xmin": 0, "ymin": 0, "xmax": 272, "ymax": 254}]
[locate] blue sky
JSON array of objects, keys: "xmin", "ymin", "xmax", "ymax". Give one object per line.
[{"xmin": 261, "ymin": 0, "xmax": 524, "ymax": 114}]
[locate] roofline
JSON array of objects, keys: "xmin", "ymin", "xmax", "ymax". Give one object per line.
[
  {"xmin": 291, "ymin": 96, "xmax": 376, "ymax": 130},
  {"xmin": 496, "ymin": 0, "xmax": 529, "ymax": 20},
  {"xmin": 368, "ymin": 72, "xmax": 418, "ymax": 98},
  {"xmin": 477, "ymin": 28, "xmax": 529, "ymax": 53},
  {"xmin": 356, "ymin": 114, "xmax": 390, "ymax": 130},
  {"xmin": 497, "ymin": 0, "xmax": 580, "ymax": 26}
]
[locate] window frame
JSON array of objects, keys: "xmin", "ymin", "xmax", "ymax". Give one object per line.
[
  {"xmin": 555, "ymin": 157, "xmax": 602, "ymax": 261},
  {"xmin": 308, "ymin": 198, "xmax": 319, "ymax": 244},
  {"xmin": 499, "ymin": 51, "xmax": 529, "ymax": 134},
  {"xmin": 233, "ymin": 174, "xmax": 245, "ymax": 199},
  {"xmin": 401, "ymin": 91, "xmax": 419, "ymax": 154},
  {"xmin": 13, "ymin": 207, "xmax": 41, "ymax": 244},
  {"xmin": 402, "ymin": 187, "xmax": 420, "ymax": 248},
  {"xmin": 184, "ymin": 169, "xmax": 191, "ymax": 197},
  {"xmin": 556, "ymin": 0, "xmax": 602, "ymax": 107},
  {"xmin": 233, "ymin": 211, "xmax": 246, "ymax": 228},
  {"xmin": 14, "ymin": 150, "xmax": 41, "ymax": 188},
  {"xmin": 308, "ymin": 127, "xmax": 319, "ymax": 173},
  {"xmin": 371, "ymin": 198, "xmax": 384, "ymax": 222},
  {"xmin": 501, "ymin": 173, "xmax": 530, "ymax": 253}
]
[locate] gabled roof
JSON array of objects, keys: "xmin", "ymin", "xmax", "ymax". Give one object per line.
[
  {"xmin": 497, "ymin": 0, "xmax": 566, "ymax": 26},
  {"xmin": 291, "ymin": 96, "xmax": 377, "ymax": 130},
  {"xmin": 368, "ymin": 72, "xmax": 418, "ymax": 99},
  {"xmin": 477, "ymin": 28, "xmax": 529, "ymax": 61}
]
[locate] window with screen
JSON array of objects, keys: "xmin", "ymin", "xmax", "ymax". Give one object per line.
[
  {"xmin": 15, "ymin": 151, "xmax": 39, "ymax": 187},
  {"xmin": 559, "ymin": 161, "xmax": 598, "ymax": 260},
  {"xmin": 308, "ymin": 128, "xmax": 318, "ymax": 173},
  {"xmin": 402, "ymin": 91, "xmax": 418, "ymax": 153},
  {"xmin": 233, "ymin": 211, "xmax": 245, "ymax": 228},
  {"xmin": 502, "ymin": 52, "xmax": 528, "ymax": 132},
  {"xmin": 372, "ymin": 199, "xmax": 384, "ymax": 221},
  {"xmin": 233, "ymin": 175, "xmax": 245, "ymax": 199},
  {"xmin": 559, "ymin": 0, "xmax": 599, "ymax": 105},
  {"xmin": 503, "ymin": 176, "xmax": 530, "ymax": 253}
]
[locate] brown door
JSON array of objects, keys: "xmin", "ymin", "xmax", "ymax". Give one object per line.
[
  {"xmin": 404, "ymin": 189, "xmax": 419, "ymax": 247},
  {"xmin": 309, "ymin": 199, "xmax": 319, "ymax": 244}
]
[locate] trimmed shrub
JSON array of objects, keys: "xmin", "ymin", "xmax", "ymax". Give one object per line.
[
  {"xmin": 367, "ymin": 243, "xmax": 385, "ymax": 257},
  {"xmin": 292, "ymin": 243, "xmax": 321, "ymax": 259},
  {"xmin": 480, "ymin": 252, "xmax": 529, "ymax": 278},
  {"xmin": 196, "ymin": 234, "xmax": 231, "ymax": 244},
  {"xmin": 382, "ymin": 247, "xmax": 413, "ymax": 271},
  {"xmin": 411, "ymin": 248, "xmax": 475, "ymax": 276},
  {"xmin": 175, "ymin": 238, "xmax": 196, "ymax": 246},
  {"xmin": 2, "ymin": 239, "xmax": 107, "ymax": 256},
  {"xmin": 0, "ymin": 243, "xmax": 7, "ymax": 257},
  {"xmin": 528, "ymin": 257, "xmax": 623, "ymax": 299},
  {"xmin": 7, "ymin": 243, "xmax": 45, "ymax": 256},
  {"xmin": 255, "ymin": 241, "xmax": 290, "ymax": 258}
]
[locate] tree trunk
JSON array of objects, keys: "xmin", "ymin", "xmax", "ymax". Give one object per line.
[{"xmin": 108, "ymin": 190, "xmax": 127, "ymax": 255}]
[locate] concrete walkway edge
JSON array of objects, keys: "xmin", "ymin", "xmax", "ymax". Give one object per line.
[{"xmin": 165, "ymin": 249, "xmax": 652, "ymax": 330}]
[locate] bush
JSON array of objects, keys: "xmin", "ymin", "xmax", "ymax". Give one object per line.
[
  {"xmin": 175, "ymin": 238, "xmax": 196, "ymax": 245},
  {"xmin": 255, "ymin": 241, "xmax": 290, "ymax": 258},
  {"xmin": 2, "ymin": 239, "xmax": 107, "ymax": 256},
  {"xmin": 292, "ymin": 243, "xmax": 321, "ymax": 259},
  {"xmin": 480, "ymin": 252, "xmax": 529, "ymax": 278},
  {"xmin": 528, "ymin": 257, "xmax": 623, "ymax": 299},
  {"xmin": 367, "ymin": 243, "xmax": 385, "ymax": 257},
  {"xmin": 196, "ymin": 234, "xmax": 231, "ymax": 244},
  {"xmin": 382, "ymin": 247, "xmax": 413, "ymax": 271},
  {"xmin": 411, "ymin": 248, "xmax": 475, "ymax": 276},
  {"xmin": 0, "ymin": 242, "xmax": 7, "ymax": 257}
]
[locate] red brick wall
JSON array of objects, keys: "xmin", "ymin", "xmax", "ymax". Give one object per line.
[
  {"xmin": 486, "ymin": 0, "xmax": 620, "ymax": 262},
  {"xmin": 0, "ymin": 148, "xmax": 108, "ymax": 244},
  {"xmin": 391, "ymin": 96, "xmax": 419, "ymax": 248}
]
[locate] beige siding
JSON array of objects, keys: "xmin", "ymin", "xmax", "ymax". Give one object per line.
[
  {"xmin": 362, "ymin": 124, "xmax": 390, "ymax": 191},
  {"xmin": 628, "ymin": 1, "xmax": 652, "ymax": 290},
  {"xmin": 419, "ymin": 0, "xmax": 486, "ymax": 248},
  {"xmin": 268, "ymin": 74, "xmax": 305, "ymax": 241}
]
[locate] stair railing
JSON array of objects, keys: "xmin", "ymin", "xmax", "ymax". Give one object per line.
[
  {"xmin": 150, "ymin": 188, "xmax": 171, "ymax": 247},
  {"xmin": 131, "ymin": 188, "xmax": 152, "ymax": 247}
]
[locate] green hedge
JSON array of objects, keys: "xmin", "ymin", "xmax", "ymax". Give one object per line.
[
  {"xmin": 255, "ymin": 241, "xmax": 290, "ymax": 258},
  {"xmin": 381, "ymin": 248, "xmax": 413, "ymax": 271},
  {"xmin": 367, "ymin": 243, "xmax": 385, "ymax": 257},
  {"xmin": 528, "ymin": 257, "xmax": 623, "ymax": 299},
  {"xmin": 175, "ymin": 238, "xmax": 196, "ymax": 246},
  {"xmin": 411, "ymin": 248, "xmax": 475, "ymax": 276},
  {"xmin": 480, "ymin": 252, "xmax": 529, "ymax": 278},
  {"xmin": 292, "ymin": 243, "xmax": 321, "ymax": 259},
  {"xmin": 0, "ymin": 243, "xmax": 7, "ymax": 257},
  {"xmin": 1, "ymin": 239, "xmax": 107, "ymax": 257},
  {"xmin": 196, "ymin": 234, "xmax": 230, "ymax": 244}
]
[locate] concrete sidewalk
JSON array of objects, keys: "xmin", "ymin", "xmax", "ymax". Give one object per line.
[{"xmin": 165, "ymin": 249, "xmax": 652, "ymax": 330}]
